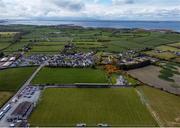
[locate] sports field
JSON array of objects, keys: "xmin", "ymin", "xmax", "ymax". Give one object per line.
[
  {"xmin": 137, "ymin": 86, "xmax": 180, "ymax": 127},
  {"xmin": 32, "ymin": 68, "xmax": 108, "ymax": 84},
  {"xmin": 0, "ymin": 67, "xmax": 36, "ymax": 91},
  {"xmin": 29, "ymin": 88, "xmax": 157, "ymax": 127},
  {"xmin": 0, "ymin": 91, "xmax": 13, "ymax": 107}
]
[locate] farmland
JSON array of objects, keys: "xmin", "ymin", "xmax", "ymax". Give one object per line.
[
  {"xmin": 1, "ymin": 25, "xmax": 180, "ymax": 55},
  {"xmin": 128, "ymin": 65, "xmax": 180, "ymax": 90},
  {"xmin": 137, "ymin": 85, "xmax": 180, "ymax": 127},
  {"xmin": 156, "ymin": 45, "xmax": 180, "ymax": 52},
  {"xmin": 0, "ymin": 91, "xmax": 13, "ymax": 107},
  {"xmin": 0, "ymin": 67, "xmax": 36, "ymax": 91},
  {"xmin": 30, "ymin": 45, "xmax": 64, "ymax": 52},
  {"xmin": 144, "ymin": 43, "xmax": 180, "ymax": 61},
  {"xmin": 0, "ymin": 43, "xmax": 11, "ymax": 50},
  {"xmin": 167, "ymin": 42, "xmax": 180, "ymax": 48},
  {"xmin": 29, "ymin": 88, "xmax": 157, "ymax": 127},
  {"xmin": 0, "ymin": 25, "xmax": 180, "ymax": 127},
  {"xmin": 158, "ymin": 62, "xmax": 180, "ymax": 84},
  {"xmin": 32, "ymin": 68, "xmax": 108, "ymax": 84},
  {"xmin": 145, "ymin": 50, "xmax": 177, "ymax": 60}
]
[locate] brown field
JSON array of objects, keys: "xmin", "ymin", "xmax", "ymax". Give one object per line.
[
  {"xmin": 128, "ymin": 66, "xmax": 171, "ymax": 87},
  {"xmin": 128, "ymin": 66, "xmax": 180, "ymax": 95}
]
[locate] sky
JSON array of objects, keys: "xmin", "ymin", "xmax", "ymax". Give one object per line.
[{"xmin": 0, "ymin": 0, "xmax": 180, "ymax": 21}]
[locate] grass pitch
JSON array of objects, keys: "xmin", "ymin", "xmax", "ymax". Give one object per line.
[
  {"xmin": 0, "ymin": 67, "xmax": 36, "ymax": 91},
  {"xmin": 137, "ymin": 86, "xmax": 180, "ymax": 127},
  {"xmin": 32, "ymin": 68, "xmax": 108, "ymax": 84},
  {"xmin": 29, "ymin": 88, "xmax": 157, "ymax": 127}
]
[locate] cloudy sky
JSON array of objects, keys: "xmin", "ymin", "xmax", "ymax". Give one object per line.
[{"xmin": 0, "ymin": 0, "xmax": 180, "ymax": 20}]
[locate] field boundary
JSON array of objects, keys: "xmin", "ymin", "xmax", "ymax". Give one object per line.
[{"xmin": 31, "ymin": 84, "xmax": 131, "ymax": 88}]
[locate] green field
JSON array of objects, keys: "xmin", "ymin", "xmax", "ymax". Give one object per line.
[
  {"xmin": 35, "ymin": 42, "xmax": 66, "ymax": 46},
  {"xmin": 30, "ymin": 45, "xmax": 64, "ymax": 52},
  {"xmin": 29, "ymin": 88, "xmax": 157, "ymax": 127},
  {"xmin": 145, "ymin": 50, "xmax": 177, "ymax": 60},
  {"xmin": 1, "ymin": 25, "xmax": 180, "ymax": 55},
  {"xmin": 0, "ymin": 43, "xmax": 11, "ymax": 50},
  {"xmin": 0, "ymin": 67, "xmax": 36, "ymax": 91},
  {"xmin": 159, "ymin": 62, "xmax": 180, "ymax": 84},
  {"xmin": 0, "ymin": 91, "xmax": 13, "ymax": 107},
  {"xmin": 156, "ymin": 45, "xmax": 180, "ymax": 52},
  {"xmin": 3, "ymin": 42, "xmax": 29, "ymax": 52},
  {"xmin": 167, "ymin": 42, "xmax": 180, "ymax": 48},
  {"xmin": 32, "ymin": 68, "xmax": 108, "ymax": 84},
  {"xmin": 137, "ymin": 86, "xmax": 180, "ymax": 127}
]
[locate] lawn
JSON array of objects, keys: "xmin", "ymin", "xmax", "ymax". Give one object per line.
[
  {"xmin": 29, "ymin": 88, "xmax": 157, "ymax": 127},
  {"xmin": 137, "ymin": 85, "xmax": 180, "ymax": 127},
  {"xmin": 0, "ymin": 67, "xmax": 36, "ymax": 91},
  {"xmin": 32, "ymin": 68, "xmax": 108, "ymax": 84},
  {"xmin": 0, "ymin": 91, "xmax": 13, "ymax": 107}
]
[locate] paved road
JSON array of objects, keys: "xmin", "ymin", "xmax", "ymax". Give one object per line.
[
  {"xmin": 2, "ymin": 64, "xmax": 44, "ymax": 108},
  {"xmin": 0, "ymin": 87, "xmax": 41, "ymax": 127},
  {"xmin": 0, "ymin": 64, "xmax": 44, "ymax": 127}
]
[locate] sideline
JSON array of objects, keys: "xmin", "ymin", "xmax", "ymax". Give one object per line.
[{"xmin": 135, "ymin": 88, "xmax": 164, "ymax": 127}]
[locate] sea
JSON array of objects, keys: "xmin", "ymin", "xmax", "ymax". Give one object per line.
[{"xmin": 1, "ymin": 20, "xmax": 180, "ymax": 32}]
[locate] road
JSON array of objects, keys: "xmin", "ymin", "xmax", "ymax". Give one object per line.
[{"xmin": 0, "ymin": 64, "xmax": 44, "ymax": 127}]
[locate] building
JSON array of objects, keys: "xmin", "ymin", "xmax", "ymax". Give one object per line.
[{"xmin": 11, "ymin": 101, "xmax": 33, "ymax": 120}]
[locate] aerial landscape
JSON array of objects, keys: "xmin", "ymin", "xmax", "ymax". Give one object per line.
[{"xmin": 0, "ymin": 0, "xmax": 180, "ymax": 127}]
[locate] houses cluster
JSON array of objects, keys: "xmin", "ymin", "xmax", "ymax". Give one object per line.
[
  {"xmin": 98, "ymin": 52, "xmax": 117, "ymax": 65},
  {"xmin": 14, "ymin": 55, "xmax": 50, "ymax": 67},
  {"xmin": 0, "ymin": 56, "xmax": 17, "ymax": 69},
  {"xmin": 118, "ymin": 56, "xmax": 155, "ymax": 70},
  {"xmin": 155, "ymin": 49, "xmax": 180, "ymax": 56},
  {"xmin": 48, "ymin": 52, "xmax": 94, "ymax": 67}
]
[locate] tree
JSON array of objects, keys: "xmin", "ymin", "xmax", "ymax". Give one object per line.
[{"xmin": 0, "ymin": 52, "xmax": 4, "ymax": 58}]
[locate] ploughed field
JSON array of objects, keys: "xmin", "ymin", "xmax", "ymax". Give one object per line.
[
  {"xmin": 32, "ymin": 68, "xmax": 108, "ymax": 84},
  {"xmin": 29, "ymin": 88, "xmax": 157, "ymax": 127},
  {"xmin": 0, "ymin": 67, "xmax": 36, "ymax": 91},
  {"xmin": 128, "ymin": 65, "xmax": 180, "ymax": 89}
]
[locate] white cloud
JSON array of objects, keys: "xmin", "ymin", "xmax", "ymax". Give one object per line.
[
  {"xmin": 0, "ymin": 0, "xmax": 180, "ymax": 20},
  {"xmin": 112, "ymin": 0, "xmax": 134, "ymax": 5}
]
